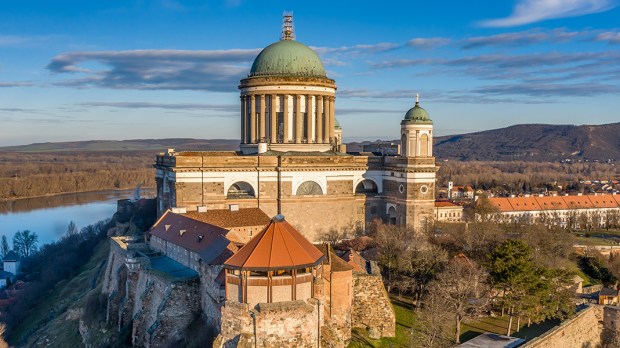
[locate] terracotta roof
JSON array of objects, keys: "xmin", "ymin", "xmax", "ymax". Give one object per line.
[
  {"xmin": 182, "ymin": 208, "xmax": 270, "ymax": 228},
  {"xmin": 534, "ymin": 196, "xmax": 569, "ymax": 210},
  {"xmin": 508, "ymin": 197, "xmax": 541, "ymax": 211},
  {"xmin": 486, "ymin": 198, "xmax": 515, "ymax": 212},
  {"xmin": 435, "ymin": 201, "xmax": 460, "ymax": 208},
  {"xmin": 316, "ymin": 244, "xmax": 354, "ymax": 272},
  {"xmin": 337, "ymin": 249, "xmax": 368, "ymax": 273},
  {"xmin": 487, "ymin": 194, "xmax": 620, "ymax": 213},
  {"xmin": 150, "ymin": 211, "xmax": 238, "ymax": 264},
  {"xmin": 224, "ymin": 215, "xmax": 325, "ymax": 271}
]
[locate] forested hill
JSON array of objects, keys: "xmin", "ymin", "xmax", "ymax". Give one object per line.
[
  {"xmin": 433, "ymin": 123, "xmax": 620, "ymax": 162},
  {"xmin": 0, "ymin": 138, "xmax": 238, "ymax": 153}
]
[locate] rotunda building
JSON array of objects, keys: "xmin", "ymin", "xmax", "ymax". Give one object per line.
[{"xmin": 239, "ymin": 15, "xmax": 337, "ymax": 154}]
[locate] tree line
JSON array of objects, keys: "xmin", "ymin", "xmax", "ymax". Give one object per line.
[
  {"xmin": 0, "ymin": 152, "xmax": 155, "ymax": 200},
  {"xmin": 438, "ymin": 161, "xmax": 618, "ymax": 195}
]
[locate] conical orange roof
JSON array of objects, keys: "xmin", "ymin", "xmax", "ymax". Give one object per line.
[{"xmin": 224, "ymin": 215, "xmax": 324, "ymax": 271}]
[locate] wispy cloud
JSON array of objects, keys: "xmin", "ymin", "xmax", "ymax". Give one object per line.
[
  {"xmin": 479, "ymin": 0, "xmax": 618, "ymax": 27},
  {"xmin": 462, "ymin": 28, "xmax": 579, "ymax": 49},
  {"xmin": 595, "ymin": 31, "xmax": 620, "ymax": 43},
  {"xmin": 473, "ymin": 82, "xmax": 620, "ymax": 97},
  {"xmin": 47, "ymin": 49, "xmax": 260, "ymax": 91},
  {"xmin": 407, "ymin": 37, "xmax": 452, "ymax": 49},
  {"xmin": 0, "ymin": 81, "xmax": 33, "ymax": 87},
  {"xmin": 80, "ymin": 101, "xmax": 237, "ymax": 112}
]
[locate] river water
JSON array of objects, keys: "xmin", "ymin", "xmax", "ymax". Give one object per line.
[{"xmin": 0, "ymin": 189, "xmax": 154, "ymax": 246}]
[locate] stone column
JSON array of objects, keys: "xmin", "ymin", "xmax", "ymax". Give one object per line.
[
  {"xmin": 295, "ymin": 94, "xmax": 302, "ymax": 143},
  {"xmin": 240, "ymin": 95, "xmax": 247, "ymax": 144},
  {"xmin": 329, "ymin": 96, "xmax": 335, "ymax": 143},
  {"xmin": 283, "ymin": 95, "xmax": 290, "ymax": 143},
  {"xmin": 316, "ymin": 95, "xmax": 324, "ymax": 143},
  {"xmin": 306, "ymin": 95, "xmax": 312, "ymax": 143},
  {"xmin": 249, "ymin": 95, "xmax": 256, "ymax": 143},
  {"xmin": 270, "ymin": 95, "xmax": 277, "ymax": 143},
  {"xmin": 259, "ymin": 94, "xmax": 266, "ymax": 141},
  {"xmin": 428, "ymin": 131, "xmax": 433, "ymax": 157},
  {"xmin": 323, "ymin": 96, "xmax": 330, "ymax": 143}
]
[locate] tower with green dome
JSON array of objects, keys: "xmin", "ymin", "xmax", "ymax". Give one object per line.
[
  {"xmin": 238, "ymin": 13, "xmax": 339, "ymax": 154},
  {"xmin": 401, "ymin": 94, "xmax": 434, "ymax": 158}
]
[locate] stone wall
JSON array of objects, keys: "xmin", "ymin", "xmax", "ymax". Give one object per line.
[
  {"xmin": 215, "ymin": 299, "xmax": 322, "ymax": 348},
  {"xmin": 351, "ymin": 273, "xmax": 396, "ymax": 339},
  {"xmin": 131, "ymin": 271, "xmax": 201, "ymax": 348},
  {"xmin": 523, "ymin": 305, "xmax": 603, "ymax": 348}
]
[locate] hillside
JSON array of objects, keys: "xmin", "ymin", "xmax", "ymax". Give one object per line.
[
  {"xmin": 0, "ymin": 138, "xmax": 238, "ymax": 153},
  {"xmin": 434, "ymin": 123, "xmax": 620, "ymax": 162}
]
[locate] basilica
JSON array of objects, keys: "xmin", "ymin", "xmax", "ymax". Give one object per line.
[{"xmin": 155, "ymin": 15, "xmax": 438, "ymax": 241}]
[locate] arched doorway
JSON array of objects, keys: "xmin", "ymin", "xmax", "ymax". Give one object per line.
[{"xmin": 355, "ymin": 180, "xmax": 378, "ymax": 195}]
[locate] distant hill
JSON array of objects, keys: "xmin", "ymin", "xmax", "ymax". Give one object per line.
[
  {"xmin": 3, "ymin": 122, "xmax": 620, "ymax": 161},
  {"xmin": 0, "ymin": 138, "xmax": 238, "ymax": 153},
  {"xmin": 433, "ymin": 123, "xmax": 620, "ymax": 161}
]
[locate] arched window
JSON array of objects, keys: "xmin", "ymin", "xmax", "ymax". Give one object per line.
[
  {"xmin": 355, "ymin": 180, "xmax": 378, "ymax": 195},
  {"xmin": 420, "ymin": 134, "xmax": 429, "ymax": 157},
  {"xmin": 227, "ymin": 181, "xmax": 255, "ymax": 199},
  {"xmin": 296, "ymin": 181, "xmax": 323, "ymax": 195},
  {"xmin": 388, "ymin": 206, "xmax": 397, "ymax": 225}
]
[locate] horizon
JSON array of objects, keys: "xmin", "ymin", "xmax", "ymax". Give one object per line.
[{"xmin": 1, "ymin": 1, "xmax": 620, "ymax": 146}]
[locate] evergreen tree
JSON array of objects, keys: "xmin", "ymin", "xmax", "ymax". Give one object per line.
[{"xmin": 0, "ymin": 236, "xmax": 8, "ymax": 258}]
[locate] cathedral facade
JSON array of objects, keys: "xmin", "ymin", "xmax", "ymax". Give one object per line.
[{"xmin": 155, "ymin": 15, "xmax": 438, "ymax": 241}]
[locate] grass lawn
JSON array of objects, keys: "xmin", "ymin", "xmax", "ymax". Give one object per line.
[
  {"xmin": 574, "ymin": 236, "xmax": 616, "ymax": 246},
  {"xmin": 348, "ymin": 295, "xmax": 417, "ymax": 347},
  {"xmin": 461, "ymin": 314, "xmax": 560, "ymax": 343}
]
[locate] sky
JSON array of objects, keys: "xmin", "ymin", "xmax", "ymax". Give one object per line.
[{"xmin": 1, "ymin": 0, "xmax": 620, "ymax": 146}]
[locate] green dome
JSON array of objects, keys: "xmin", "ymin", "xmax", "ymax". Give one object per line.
[
  {"xmin": 250, "ymin": 40, "xmax": 327, "ymax": 78},
  {"xmin": 334, "ymin": 118, "xmax": 341, "ymax": 129},
  {"xmin": 403, "ymin": 102, "xmax": 432, "ymax": 124}
]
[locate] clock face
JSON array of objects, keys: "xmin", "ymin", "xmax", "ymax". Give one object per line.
[{"xmin": 420, "ymin": 185, "xmax": 429, "ymax": 195}]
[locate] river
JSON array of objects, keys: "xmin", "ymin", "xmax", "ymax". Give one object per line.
[{"xmin": 0, "ymin": 189, "xmax": 154, "ymax": 246}]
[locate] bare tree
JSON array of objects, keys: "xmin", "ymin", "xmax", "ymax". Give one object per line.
[
  {"xmin": 430, "ymin": 256, "xmax": 490, "ymax": 344},
  {"xmin": 416, "ymin": 290, "xmax": 453, "ymax": 348},
  {"xmin": 13, "ymin": 230, "xmax": 39, "ymax": 257},
  {"xmin": 0, "ymin": 236, "xmax": 8, "ymax": 258}
]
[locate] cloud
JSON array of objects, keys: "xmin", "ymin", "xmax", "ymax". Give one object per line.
[
  {"xmin": 462, "ymin": 28, "xmax": 579, "ymax": 49},
  {"xmin": 336, "ymin": 108, "xmax": 403, "ymax": 116},
  {"xmin": 312, "ymin": 43, "xmax": 400, "ymax": 56},
  {"xmin": 0, "ymin": 81, "xmax": 33, "ymax": 87},
  {"xmin": 47, "ymin": 49, "xmax": 260, "ymax": 91},
  {"xmin": 595, "ymin": 31, "xmax": 620, "ymax": 43},
  {"xmin": 479, "ymin": 0, "xmax": 617, "ymax": 27},
  {"xmin": 80, "ymin": 101, "xmax": 237, "ymax": 113},
  {"xmin": 407, "ymin": 37, "xmax": 451, "ymax": 48},
  {"xmin": 473, "ymin": 82, "xmax": 620, "ymax": 97}
]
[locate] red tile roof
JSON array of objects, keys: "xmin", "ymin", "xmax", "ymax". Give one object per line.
[
  {"xmin": 487, "ymin": 194, "xmax": 620, "ymax": 212},
  {"xmin": 224, "ymin": 215, "xmax": 325, "ymax": 271},
  {"xmin": 150, "ymin": 211, "xmax": 238, "ymax": 264},
  {"xmin": 182, "ymin": 208, "xmax": 270, "ymax": 228},
  {"xmin": 435, "ymin": 201, "xmax": 460, "ymax": 208}
]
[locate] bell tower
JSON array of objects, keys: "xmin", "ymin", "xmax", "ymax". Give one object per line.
[{"xmin": 401, "ymin": 94, "xmax": 433, "ymax": 158}]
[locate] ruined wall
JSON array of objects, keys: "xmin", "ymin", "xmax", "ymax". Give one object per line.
[
  {"xmin": 603, "ymin": 306, "xmax": 620, "ymax": 347},
  {"xmin": 351, "ymin": 274, "xmax": 396, "ymax": 339},
  {"xmin": 523, "ymin": 305, "xmax": 603, "ymax": 348},
  {"xmin": 215, "ymin": 299, "xmax": 322, "ymax": 348},
  {"xmin": 131, "ymin": 271, "xmax": 201, "ymax": 348}
]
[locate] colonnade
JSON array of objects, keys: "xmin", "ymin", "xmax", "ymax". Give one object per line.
[{"xmin": 240, "ymin": 93, "xmax": 335, "ymax": 145}]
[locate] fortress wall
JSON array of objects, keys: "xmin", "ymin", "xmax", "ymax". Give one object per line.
[
  {"xmin": 523, "ymin": 305, "xmax": 603, "ymax": 348},
  {"xmin": 215, "ymin": 299, "xmax": 322, "ymax": 348},
  {"xmin": 351, "ymin": 273, "xmax": 396, "ymax": 339}
]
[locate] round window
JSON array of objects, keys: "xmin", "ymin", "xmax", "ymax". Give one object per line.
[
  {"xmin": 420, "ymin": 185, "xmax": 429, "ymax": 194},
  {"xmin": 398, "ymin": 184, "xmax": 405, "ymax": 193}
]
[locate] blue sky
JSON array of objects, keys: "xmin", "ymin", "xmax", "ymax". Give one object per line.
[{"xmin": 1, "ymin": 0, "xmax": 620, "ymax": 146}]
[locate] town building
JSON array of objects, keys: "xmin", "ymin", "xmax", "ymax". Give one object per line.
[
  {"xmin": 434, "ymin": 200, "xmax": 464, "ymax": 222},
  {"xmin": 3, "ymin": 250, "xmax": 20, "ymax": 275},
  {"xmin": 154, "ymin": 15, "xmax": 439, "ymax": 241},
  {"xmin": 483, "ymin": 194, "xmax": 620, "ymax": 228}
]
